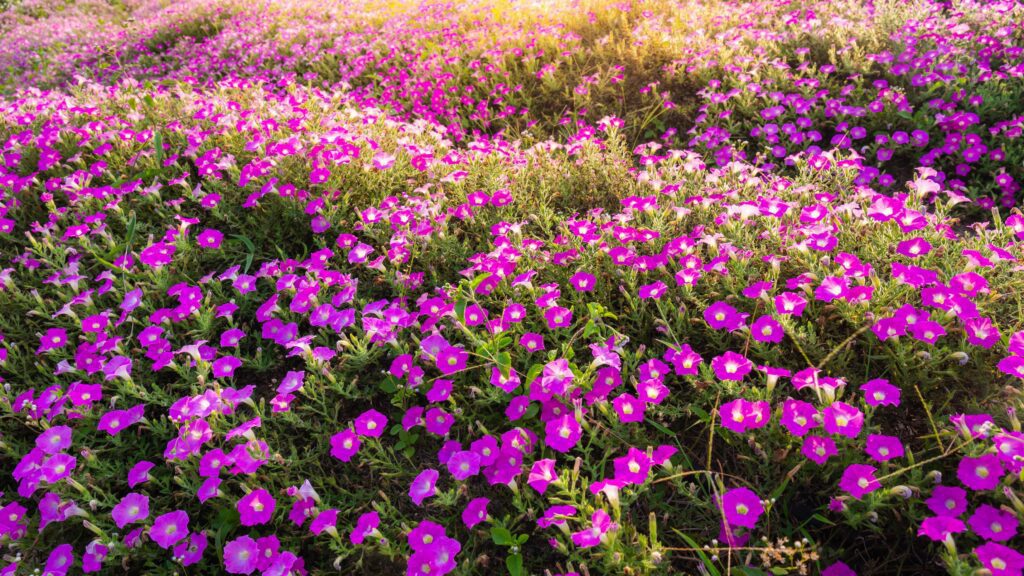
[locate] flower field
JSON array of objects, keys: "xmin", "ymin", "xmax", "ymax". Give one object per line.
[{"xmin": 1, "ymin": 0, "xmax": 1023, "ymax": 574}]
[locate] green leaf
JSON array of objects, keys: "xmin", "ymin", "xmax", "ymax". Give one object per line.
[
  {"xmin": 506, "ymin": 553, "xmax": 523, "ymax": 576},
  {"xmin": 491, "ymin": 527, "xmax": 513, "ymax": 546},
  {"xmin": 469, "ymin": 272, "xmax": 492, "ymax": 292},
  {"xmin": 496, "ymin": 351, "xmax": 512, "ymax": 379}
]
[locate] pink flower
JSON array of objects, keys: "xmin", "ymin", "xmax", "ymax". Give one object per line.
[
  {"xmin": 571, "ymin": 509, "xmax": 613, "ymax": 548},
  {"xmin": 150, "ymin": 510, "xmax": 189, "ymax": 549},
  {"xmin": 774, "ymin": 292, "xmax": 807, "ymax": 316},
  {"xmin": 36, "ymin": 426, "xmax": 72, "ymax": 455},
  {"xmin": 968, "ymin": 505, "xmax": 1018, "ymax": 542},
  {"xmin": 613, "ymin": 447, "xmax": 652, "ymax": 485},
  {"xmin": 570, "ymin": 271, "xmax": 596, "ymax": 292},
  {"xmin": 462, "ymin": 497, "xmax": 490, "ymax": 528},
  {"xmin": 197, "ymin": 228, "xmax": 223, "ymax": 249},
  {"xmin": 351, "ymin": 511, "xmax": 380, "ymax": 544},
  {"xmin": 975, "ymin": 542, "xmax": 1024, "ymax": 576},
  {"xmin": 544, "ymin": 306, "xmax": 573, "ymax": 329},
  {"xmin": 704, "ymin": 301, "xmax": 744, "ymax": 331},
  {"xmin": 750, "ymin": 315, "xmax": 784, "ymax": 343},
  {"xmin": 446, "ymin": 451, "xmax": 481, "ymax": 480},
  {"xmin": 780, "ymin": 399, "xmax": 818, "ymax": 437},
  {"xmin": 354, "ymin": 409, "xmax": 387, "ymax": 438},
  {"xmin": 710, "ymin": 351, "xmax": 753, "ymax": 381},
  {"xmin": 410, "ymin": 468, "xmax": 439, "ymax": 506},
  {"xmin": 719, "ymin": 487, "xmax": 764, "ymax": 530},
  {"xmin": 839, "ymin": 464, "xmax": 881, "ymax": 499},
  {"xmin": 926, "ymin": 485, "xmax": 967, "ymax": 517},
  {"xmin": 330, "ymin": 429, "xmax": 361, "ymax": 462},
  {"xmin": 957, "ymin": 454, "xmax": 1004, "ymax": 491},
  {"xmin": 612, "ymin": 393, "xmax": 645, "ymax": 423},
  {"xmin": 801, "ymin": 435, "xmax": 837, "ymax": 465},
  {"xmin": 311, "ymin": 508, "xmax": 338, "ymax": 536},
  {"xmin": 822, "ymin": 402, "xmax": 864, "ymax": 438},
  {"xmin": 865, "ymin": 434, "xmax": 904, "ymax": 462},
  {"xmin": 719, "ymin": 398, "xmax": 770, "ymax": 433},
  {"xmin": 436, "ymin": 346, "xmax": 468, "ymax": 375},
  {"xmin": 545, "ymin": 414, "xmax": 582, "ymax": 453},
  {"xmin": 111, "ymin": 493, "xmax": 149, "ymax": 529},
  {"xmin": 861, "ymin": 378, "xmax": 900, "ymax": 407},
  {"xmin": 527, "ymin": 459, "xmax": 558, "ymax": 494},
  {"xmin": 638, "ymin": 281, "xmax": 668, "ymax": 299},
  {"xmin": 918, "ymin": 516, "xmax": 965, "ymax": 542},
  {"xmin": 223, "ymin": 535, "xmax": 258, "ymax": 574},
  {"xmin": 237, "ymin": 489, "xmax": 275, "ymax": 526}
]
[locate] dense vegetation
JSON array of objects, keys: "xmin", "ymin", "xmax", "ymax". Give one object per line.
[{"xmin": 1, "ymin": 0, "xmax": 1023, "ymax": 575}]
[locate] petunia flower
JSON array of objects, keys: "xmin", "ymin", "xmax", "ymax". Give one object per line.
[
  {"xmin": 224, "ymin": 535, "xmax": 259, "ymax": 574},
  {"xmin": 111, "ymin": 493, "xmax": 149, "ymax": 529},
  {"xmin": 968, "ymin": 504, "xmax": 1019, "ymax": 542},
  {"xmin": 527, "ymin": 459, "xmax": 558, "ymax": 494},
  {"xmin": 462, "ymin": 497, "xmax": 490, "ymax": 529},
  {"xmin": 545, "ymin": 414, "xmax": 582, "ymax": 453},
  {"xmin": 237, "ymin": 489, "xmax": 275, "ymax": 526},
  {"xmin": 957, "ymin": 454, "xmax": 1004, "ymax": 491},
  {"xmin": 719, "ymin": 487, "xmax": 765, "ymax": 530},
  {"xmin": 839, "ymin": 464, "xmax": 881, "ymax": 499},
  {"xmin": 409, "ymin": 468, "xmax": 439, "ymax": 506},
  {"xmin": 350, "ymin": 511, "xmax": 380, "ymax": 544},
  {"xmin": 150, "ymin": 510, "xmax": 189, "ymax": 549}
]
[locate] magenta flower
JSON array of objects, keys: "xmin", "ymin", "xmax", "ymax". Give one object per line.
[
  {"xmin": 968, "ymin": 504, "xmax": 1018, "ymax": 542},
  {"xmin": 822, "ymin": 402, "xmax": 864, "ymax": 438},
  {"xmin": 446, "ymin": 450, "xmax": 481, "ymax": 480},
  {"xmin": 37, "ymin": 328, "xmax": 68, "ymax": 354},
  {"xmin": 861, "ymin": 378, "xmax": 901, "ymax": 407},
  {"xmin": 719, "ymin": 398, "xmax": 770, "ymax": 433},
  {"xmin": 111, "ymin": 493, "xmax": 149, "ymax": 529},
  {"xmin": 330, "ymin": 429, "xmax": 361, "ymax": 462},
  {"xmin": 926, "ymin": 485, "xmax": 968, "ymax": 517},
  {"xmin": 436, "ymin": 346, "xmax": 468, "ymax": 375},
  {"xmin": 544, "ymin": 306, "xmax": 573, "ymax": 329},
  {"xmin": 545, "ymin": 414, "xmax": 582, "ymax": 453},
  {"xmin": 704, "ymin": 301, "xmax": 744, "ymax": 331},
  {"xmin": 409, "ymin": 468, "xmax": 439, "ymax": 506},
  {"xmin": 750, "ymin": 315, "xmax": 784, "ymax": 343},
  {"xmin": 665, "ymin": 344, "xmax": 702, "ymax": 376},
  {"xmin": 571, "ymin": 509, "xmax": 613, "ymax": 548},
  {"xmin": 519, "ymin": 332, "xmax": 545, "ymax": 352},
  {"xmin": 36, "ymin": 426, "xmax": 72, "ymax": 455},
  {"xmin": 711, "ymin": 351, "xmax": 753, "ymax": 381},
  {"xmin": 957, "ymin": 454, "xmax": 1004, "ymax": 491},
  {"xmin": 774, "ymin": 292, "xmax": 807, "ymax": 316},
  {"xmin": 801, "ymin": 435, "xmax": 837, "ymax": 465},
  {"xmin": 150, "ymin": 510, "xmax": 189, "ymax": 549},
  {"xmin": 127, "ymin": 461, "xmax": 155, "ymax": 487},
  {"xmin": 865, "ymin": 434, "xmax": 904, "ymax": 462},
  {"xmin": 223, "ymin": 535, "xmax": 259, "ymax": 574},
  {"xmin": 211, "ymin": 356, "xmax": 242, "ymax": 378},
  {"xmin": 918, "ymin": 516, "xmax": 965, "ymax": 542},
  {"xmin": 613, "ymin": 447, "xmax": 652, "ymax": 485},
  {"xmin": 351, "ymin": 511, "xmax": 380, "ymax": 544},
  {"xmin": 570, "ymin": 271, "xmax": 596, "ymax": 292},
  {"xmin": 638, "ymin": 280, "xmax": 668, "ymax": 299},
  {"xmin": 462, "ymin": 497, "xmax": 490, "ymax": 528},
  {"xmin": 354, "ymin": 409, "xmax": 387, "ymax": 438},
  {"xmin": 197, "ymin": 228, "xmax": 224, "ymax": 249},
  {"xmin": 237, "ymin": 489, "xmax": 275, "ymax": 526},
  {"xmin": 527, "ymin": 459, "xmax": 558, "ymax": 494},
  {"xmin": 311, "ymin": 508, "xmax": 338, "ymax": 536},
  {"xmin": 839, "ymin": 464, "xmax": 881, "ymax": 499},
  {"xmin": 780, "ymin": 399, "xmax": 818, "ymax": 437},
  {"xmin": 975, "ymin": 542, "xmax": 1024, "ymax": 576},
  {"xmin": 612, "ymin": 393, "xmax": 645, "ymax": 423},
  {"xmin": 719, "ymin": 487, "xmax": 765, "ymax": 529}
]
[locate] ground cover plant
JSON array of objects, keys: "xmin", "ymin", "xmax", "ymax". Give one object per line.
[{"xmin": 0, "ymin": 0, "xmax": 1023, "ymax": 574}]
